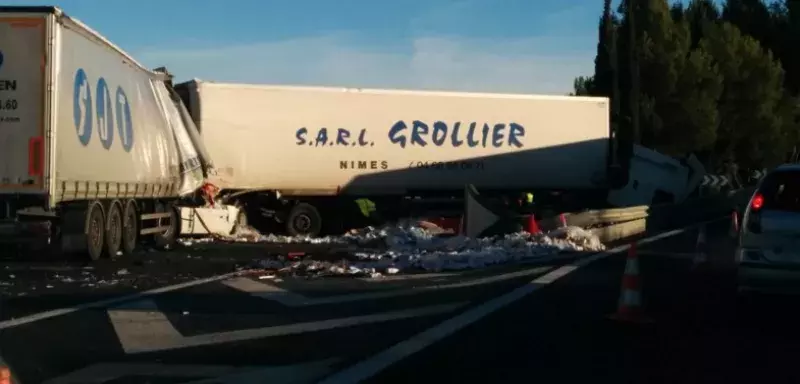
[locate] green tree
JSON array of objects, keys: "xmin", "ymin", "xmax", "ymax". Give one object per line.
[
  {"xmin": 722, "ymin": 0, "xmax": 777, "ymax": 52},
  {"xmin": 572, "ymin": 0, "xmax": 799, "ymax": 169},
  {"xmin": 572, "ymin": 76, "xmax": 595, "ymax": 96},
  {"xmin": 592, "ymin": 0, "xmax": 618, "ymax": 97},
  {"xmin": 668, "ymin": 45, "xmax": 722, "ymax": 156},
  {"xmin": 700, "ymin": 21, "xmax": 793, "ymax": 168},
  {"xmin": 683, "ymin": 0, "xmax": 721, "ymax": 47},
  {"xmin": 778, "ymin": 0, "xmax": 800, "ymax": 94}
]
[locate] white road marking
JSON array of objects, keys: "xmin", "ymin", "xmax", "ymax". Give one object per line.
[
  {"xmin": 109, "ymin": 301, "xmax": 465, "ymax": 354},
  {"xmin": 42, "ymin": 359, "xmax": 339, "ymax": 384},
  {"xmin": 0, "ymin": 270, "xmax": 247, "ymax": 330},
  {"xmin": 108, "ymin": 300, "xmax": 184, "ymax": 350},
  {"xmin": 222, "ymin": 265, "xmax": 554, "ymax": 307},
  {"xmin": 318, "ymin": 220, "xmax": 720, "ymax": 384}
]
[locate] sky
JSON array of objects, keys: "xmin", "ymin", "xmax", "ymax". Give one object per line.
[{"xmin": 6, "ymin": 0, "xmax": 615, "ymax": 94}]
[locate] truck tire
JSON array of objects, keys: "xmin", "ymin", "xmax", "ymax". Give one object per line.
[
  {"xmin": 154, "ymin": 205, "xmax": 179, "ymax": 250},
  {"xmin": 286, "ymin": 203, "xmax": 322, "ymax": 237},
  {"xmin": 85, "ymin": 202, "xmax": 105, "ymax": 261},
  {"xmin": 104, "ymin": 202, "xmax": 123, "ymax": 259},
  {"xmin": 121, "ymin": 200, "xmax": 138, "ymax": 255}
]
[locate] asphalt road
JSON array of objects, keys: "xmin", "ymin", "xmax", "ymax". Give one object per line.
[
  {"xmin": 367, "ymin": 220, "xmax": 800, "ymax": 384},
  {"xmin": 1, "ymin": 218, "xmax": 786, "ymax": 384}
]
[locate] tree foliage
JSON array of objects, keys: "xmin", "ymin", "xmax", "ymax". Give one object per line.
[{"xmin": 574, "ymin": 0, "xmax": 800, "ymax": 171}]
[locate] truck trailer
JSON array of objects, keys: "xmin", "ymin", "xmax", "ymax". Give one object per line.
[
  {"xmin": 175, "ymin": 80, "xmax": 623, "ymax": 237},
  {"xmin": 0, "ymin": 6, "xmax": 210, "ymax": 260}
]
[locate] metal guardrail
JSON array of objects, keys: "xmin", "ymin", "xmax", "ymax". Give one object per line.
[
  {"xmin": 568, "ymin": 188, "xmax": 755, "ymax": 243},
  {"xmin": 563, "ymin": 206, "xmax": 648, "ymax": 228}
]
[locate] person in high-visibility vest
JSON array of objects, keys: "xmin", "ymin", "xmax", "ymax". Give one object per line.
[{"xmin": 517, "ymin": 192, "xmax": 534, "ymax": 213}]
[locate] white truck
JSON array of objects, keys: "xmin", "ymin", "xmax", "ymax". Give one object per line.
[
  {"xmin": 175, "ymin": 80, "xmax": 626, "ymax": 236},
  {"xmin": 0, "ymin": 6, "xmax": 211, "ymax": 260}
]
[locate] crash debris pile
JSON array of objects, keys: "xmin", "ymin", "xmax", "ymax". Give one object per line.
[{"xmin": 227, "ymin": 221, "xmax": 605, "ymax": 276}]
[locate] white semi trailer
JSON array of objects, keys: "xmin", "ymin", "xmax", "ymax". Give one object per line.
[
  {"xmin": 0, "ymin": 6, "xmax": 210, "ymax": 260},
  {"xmin": 175, "ymin": 80, "xmax": 625, "ymax": 236}
]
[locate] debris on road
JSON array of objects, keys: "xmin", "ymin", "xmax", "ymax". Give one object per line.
[
  {"xmin": 217, "ymin": 221, "xmax": 606, "ymax": 277},
  {"xmin": 0, "ymin": 220, "xmax": 605, "ymax": 297}
]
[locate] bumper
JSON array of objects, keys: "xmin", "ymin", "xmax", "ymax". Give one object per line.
[
  {"xmin": 738, "ymin": 262, "xmax": 800, "ymax": 294},
  {"xmin": 0, "ymin": 219, "xmax": 52, "ymax": 244}
]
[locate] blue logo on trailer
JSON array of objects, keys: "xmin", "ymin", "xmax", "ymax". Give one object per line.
[
  {"xmin": 73, "ymin": 68, "xmax": 93, "ymax": 146},
  {"xmin": 95, "ymin": 78, "xmax": 114, "ymax": 150},
  {"xmin": 0, "ymin": 50, "xmax": 4, "ymax": 70},
  {"xmin": 72, "ymin": 69, "xmax": 134, "ymax": 150},
  {"xmin": 116, "ymin": 86, "xmax": 133, "ymax": 152}
]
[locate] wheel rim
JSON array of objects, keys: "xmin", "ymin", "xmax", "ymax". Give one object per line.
[
  {"xmin": 293, "ymin": 214, "xmax": 312, "ymax": 232},
  {"xmin": 109, "ymin": 209, "xmax": 122, "ymax": 249},
  {"xmin": 124, "ymin": 206, "xmax": 137, "ymax": 245},
  {"xmin": 90, "ymin": 210, "xmax": 103, "ymax": 250}
]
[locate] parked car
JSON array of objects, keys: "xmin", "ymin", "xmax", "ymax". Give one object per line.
[{"xmin": 737, "ymin": 164, "xmax": 800, "ymax": 295}]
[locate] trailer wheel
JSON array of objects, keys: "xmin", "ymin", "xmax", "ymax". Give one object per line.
[
  {"xmin": 85, "ymin": 202, "xmax": 105, "ymax": 261},
  {"xmin": 286, "ymin": 203, "xmax": 322, "ymax": 237},
  {"xmin": 105, "ymin": 202, "xmax": 123, "ymax": 259},
  {"xmin": 121, "ymin": 200, "xmax": 139, "ymax": 255},
  {"xmin": 154, "ymin": 205, "xmax": 179, "ymax": 250}
]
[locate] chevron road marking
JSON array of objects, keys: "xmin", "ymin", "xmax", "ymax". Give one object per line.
[
  {"xmin": 108, "ymin": 300, "xmax": 466, "ymax": 354},
  {"xmin": 221, "ymin": 265, "xmax": 554, "ymax": 307}
]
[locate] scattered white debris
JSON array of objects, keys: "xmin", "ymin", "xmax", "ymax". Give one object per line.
[
  {"xmin": 226, "ymin": 221, "xmax": 605, "ymax": 276},
  {"xmin": 116, "ymin": 268, "xmax": 130, "ymax": 276}
]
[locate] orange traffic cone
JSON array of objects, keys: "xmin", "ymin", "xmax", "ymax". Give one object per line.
[
  {"xmin": 608, "ymin": 243, "xmax": 652, "ymax": 323},
  {"xmin": 729, "ymin": 210, "xmax": 739, "ymax": 238},
  {"xmin": 526, "ymin": 214, "xmax": 541, "ymax": 234},
  {"xmin": 693, "ymin": 225, "xmax": 709, "ymax": 270},
  {"xmin": 559, "ymin": 213, "xmax": 567, "ymax": 227}
]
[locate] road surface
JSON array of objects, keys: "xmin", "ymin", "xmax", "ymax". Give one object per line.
[{"xmin": 2, "ymin": 218, "xmax": 791, "ymax": 384}]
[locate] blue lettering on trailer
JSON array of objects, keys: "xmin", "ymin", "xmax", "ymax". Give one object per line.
[
  {"xmin": 95, "ymin": 78, "xmax": 114, "ymax": 149},
  {"xmin": 116, "ymin": 86, "xmax": 133, "ymax": 152},
  {"xmin": 387, "ymin": 120, "xmax": 526, "ymax": 149},
  {"xmin": 72, "ymin": 69, "xmax": 134, "ymax": 151},
  {"xmin": 0, "ymin": 50, "xmax": 4, "ymax": 69},
  {"xmin": 296, "ymin": 121, "xmax": 526, "ymax": 149},
  {"xmin": 73, "ymin": 68, "xmax": 93, "ymax": 146}
]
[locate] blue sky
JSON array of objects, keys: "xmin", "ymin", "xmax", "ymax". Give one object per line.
[{"xmin": 6, "ymin": 0, "xmax": 618, "ymax": 94}]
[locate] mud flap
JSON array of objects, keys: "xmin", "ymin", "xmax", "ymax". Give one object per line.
[{"xmin": 59, "ymin": 208, "xmax": 88, "ymax": 253}]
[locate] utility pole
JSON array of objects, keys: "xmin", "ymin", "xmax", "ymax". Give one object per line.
[
  {"xmin": 608, "ymin": 2, "xmax": 620, "ymax": 169},
  {"xmin": 628, "ymin": 0, "xmax": 640, "ymax": 145}
]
